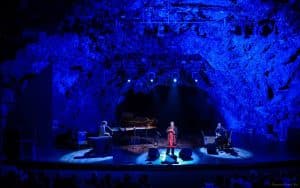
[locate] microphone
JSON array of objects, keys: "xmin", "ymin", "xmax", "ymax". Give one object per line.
[{"xmin": 156, "ymin": 131, "xmax": 161, "ymax": 137}]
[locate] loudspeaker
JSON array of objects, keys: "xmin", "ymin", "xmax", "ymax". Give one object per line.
[
  {"xmin": 147, "ymin": 148, "xmax": 160, "ymax": 161},
  {"xmin": 20, "ymin": 140, "xmax": 36, "ymax": 160},
  {"xmin": 287, "ymin": 127, "xmax": 300, "ymax": 153},
  {"xmin": 207, "ymin": 143, "xmax": 217, "ymax": 155},
  {"xmin": 3, "ymin": 128, "xmax": 20, "ymax": 160},
  {"xmin": 179, "ymin": 148, "xmax": 193, "ymax": 161}
]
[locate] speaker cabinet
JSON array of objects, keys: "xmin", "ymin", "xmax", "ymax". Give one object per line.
[
  {"xmin": 147, "ymin": 148, "xmax": 160, "ymax": 161},
  {"xmin": 179, "ymin": 148, "xmax": 193, "ymax": 161},
  {"xmin": 206, "ymin": 143, "xmax": 217, "ymax": 155},
  {"xmin": 287, "ymin": 127, "xmax": 300, "ymax": 153}
]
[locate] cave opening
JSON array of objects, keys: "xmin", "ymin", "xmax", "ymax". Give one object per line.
[{"xmin": 116, "ymin": 85, "xmax": 224, "ymax": 137}]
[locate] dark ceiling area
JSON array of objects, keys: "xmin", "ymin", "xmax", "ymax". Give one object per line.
[{"xmin": 116, "ymin": 86, "xmax": 225, "ymax": 134}]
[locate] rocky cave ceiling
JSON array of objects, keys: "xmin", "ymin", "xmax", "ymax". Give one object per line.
[{"xmin": 0, "ymin": 0, "xmax": 300, "ymax": 139}]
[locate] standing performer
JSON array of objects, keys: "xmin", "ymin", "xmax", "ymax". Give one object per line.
[{"xmin": 166, "ymin": 121, "xmax": 178, "ymax": 156}]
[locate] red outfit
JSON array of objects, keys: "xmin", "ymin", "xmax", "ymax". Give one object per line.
[{"xmin": 167, "ymin": 129, "xmax": 176, "ymax": 148}]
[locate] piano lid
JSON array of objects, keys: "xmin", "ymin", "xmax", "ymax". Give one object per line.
[{"xmin": 120, "ymin": 112, "xmax": 157, "ymax": 128}]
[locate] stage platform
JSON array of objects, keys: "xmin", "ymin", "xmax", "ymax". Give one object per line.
[{"xmin": 6, "ymin": 133, "xmax": 299, "ymax": 169}]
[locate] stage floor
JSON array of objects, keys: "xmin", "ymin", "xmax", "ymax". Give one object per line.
[{"xmin": 31, "ymin": 135, "xmax": 300, "ymax": 167}]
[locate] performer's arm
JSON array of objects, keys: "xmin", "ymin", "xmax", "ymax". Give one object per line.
[
  {"xmin": 106, "ymin": 125, "xmax": 113, "ymax": 132},
  {"xmin": 215, "ymin": 128, "xmax": 221, "ymax": 137},
  {"xmin": 105, "ymin": 125, "xmax": 113, "ymax": 135}
]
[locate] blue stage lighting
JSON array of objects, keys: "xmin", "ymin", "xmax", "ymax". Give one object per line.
[
  {"xmin": 173, "ymin": 78, "xmax": 177, "ymax": 83},
  {"xmin": 127, "ymin": 79, "xmax": 131, "ymax": 83},
  {"xmin": 194, "ymin": 79, "xmax": 198, "ymax": 83},
  {"xmin": 150, "ymin": 79, "xmax": 154, "ymax": 83}
]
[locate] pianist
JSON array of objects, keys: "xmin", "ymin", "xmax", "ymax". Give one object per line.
[{"xmin": 99, "ymin": 120, "xmax": 112, "ymax": 136}]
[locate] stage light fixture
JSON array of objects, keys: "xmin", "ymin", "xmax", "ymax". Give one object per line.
[
  {"xmin": 171, "ymin": 71, "xmax": 180, "ymax": 84},
  {"xmin": 192, "ymin": 72, "xmax": 199, "ymax": 84},
  {"xmin": 127, "ymin": 79, "xmax": 131, "ymax": 83},
  {"xmin": 148, "ymin": 72, "xmax": 156, "ymax": 84}
]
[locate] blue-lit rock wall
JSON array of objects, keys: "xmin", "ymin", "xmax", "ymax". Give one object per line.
[{"xmin": 1, "ymin": 0, "xmax": 300, "ymax": 139}]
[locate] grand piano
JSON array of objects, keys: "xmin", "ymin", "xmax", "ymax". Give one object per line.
[
  {"xmin": 112, "ymin": 113, "xmax": 158, "ymax": 146},
  {"xmin": 79, "ymin": 114, "xmax": 158, "ymax": 158}
]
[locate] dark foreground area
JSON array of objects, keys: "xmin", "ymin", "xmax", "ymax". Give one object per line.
[{"xmin": 1, "ymin": 161, "xmax": 300, "ymax": 188}]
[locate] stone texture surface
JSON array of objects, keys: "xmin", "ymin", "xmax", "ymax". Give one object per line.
[{"xmin": 0, "ymin": 0, "xmax": 300, "ymax": 139}]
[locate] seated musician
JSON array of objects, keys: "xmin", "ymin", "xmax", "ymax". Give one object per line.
[
  {"xmin": 166, "ymin": 121, "xmax": 178, "ymax": 156},
  {"xmin": 215, "ymin": 122, "xmax": 227, "ymax": 150},
  {"xmin": 99, "ymin": 120, "xmax": 112, "ymax": 136}
]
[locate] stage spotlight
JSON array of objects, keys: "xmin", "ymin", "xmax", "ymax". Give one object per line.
[
  {"xmin": 192, "ymin": 72, "xmax": 199, "ymax": 84},
  {"xmin": 148, "ymin": 72, "xmax": 156, "ymax": 84},
  {"xmin": 171, "ymin": 72, "xmax": 179, "ymax": 84},
  {"xmin": 127, "ymin": 79, "xmax": 131, "ymax": 83}
]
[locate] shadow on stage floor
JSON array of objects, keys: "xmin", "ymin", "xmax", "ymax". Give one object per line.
[{"xmin": 3, "ymin": 132, "xmax": 298, "ymax": 170}]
